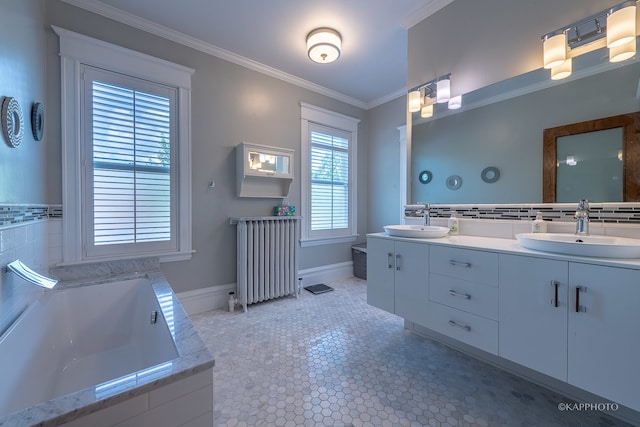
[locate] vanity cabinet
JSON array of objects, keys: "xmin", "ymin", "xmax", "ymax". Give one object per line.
[
  {"xmin": 367, "ymin": 234, "xmax": 640, "ymax": 412},
  {"xmin": 568, "ymin": 263, "xmax": 640, "ymax": 412},
  {"xmin": 366, "ymin": 236, "xmax": 429, "ymax": 324},
  {"xmin": 499, "ymin": 254, "xmax": 569, "ymax": 381},
  {"xmin": 500, "ymin": 255, "xmax": 640, "ymax": 411},
  {"xmin": 428, "ymin": 246, "xmax": 499, "ymax": 354}
]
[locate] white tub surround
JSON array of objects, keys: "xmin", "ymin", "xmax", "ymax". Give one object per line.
[
  {"xmin": 0, "ymin": 261, "xmax": 214, "ymax": 427},
  {"xmin": 367, "ymin": 232, "xmax": 640, "ymax": 424}
]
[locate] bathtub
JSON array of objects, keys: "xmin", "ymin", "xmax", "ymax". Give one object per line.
[{"xmin": 0, "ymin": 273, "xmax": 214, "ymax": 426}]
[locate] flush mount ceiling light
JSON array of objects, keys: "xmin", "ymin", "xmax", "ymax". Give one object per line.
[
  {"xmin": 307, "ymin": 28, "xmax": 341, "ymax": 64},
  {"xmin": 541, "ymin": 0, "xmax": 638, "ymax": 80}
]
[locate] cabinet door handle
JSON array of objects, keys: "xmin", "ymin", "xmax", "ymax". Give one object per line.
[
  {"xmin": 449, "ymin": 260, "xmax": 471, "ymax": 268},
  {"xmin": 395, "ymin": 254, "xmax": 401, "ymax": 271},
  {"xmin": 448, "ymin": 320, "xmax": 471, "ymax": 332},
  {"xmin": 550, "ymin": 280, "xmax": 559, "ymax": 308},
  {"xmin": 387, "ymin": 253, "xmax": 393, "ymax": 269},
  {"xmin": 575, "ymin": 286, "xmax": 587, "ymax": 313},
  {"xmin": 449, "ymin": 289, "xmax": 471, "ymax": 300}
]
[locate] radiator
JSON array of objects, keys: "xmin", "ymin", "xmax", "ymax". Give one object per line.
[{"xmin": 232, "ymin": 216, "xmax": 300, "ymax": 311}]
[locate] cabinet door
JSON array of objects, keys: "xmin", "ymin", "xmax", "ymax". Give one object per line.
[
  {"xmin": 366, "ymin": 237, "xmax": 396, "ymax": 314},
  {"xmin": 394, "ymin": 241, "xmax": 429, "ymax": 325},
  {"xmin": 568, "ymin": 263, "xmax": 640, "ymax": 411},
  {"xmin": 499, "ymin": 254, "xmax": 568, "ymax": 381}
]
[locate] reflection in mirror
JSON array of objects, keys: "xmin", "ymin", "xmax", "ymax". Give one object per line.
[
  {"xmin": 410, "ymin": 60, "xmax": 640, "ymax": 205},
  {"xmin": 543, "ymin": 112, "xmax": 640, "ymax": 202},
  {"xmin": 555, "ymin": 128, "xmax": 622, "ymax": 202}
]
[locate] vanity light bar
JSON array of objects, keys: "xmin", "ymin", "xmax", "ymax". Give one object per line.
[
  {"xmin": 541, "ymin": 0, "xmax": 638, "ymax": 79},
  {"xmin": 408, "ymin": 73, "xmax": 462, "ymax": 118}
]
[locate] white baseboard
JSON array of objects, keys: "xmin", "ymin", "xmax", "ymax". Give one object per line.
[
  {"xmin": 177, "ymin": 282, "xmax": 236, "ymax": 315},
  {"xmin": 177, "ymin": 261, "xmax": 355, "ymax": 315},
  {"xmin": 298, "ymin": 261, "xmax": 353, "ymax": 287}
]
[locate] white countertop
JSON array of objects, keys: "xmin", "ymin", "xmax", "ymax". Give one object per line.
[{"xmin": 367, "ymin": 232, "xmax": 640, "ymax": 270}]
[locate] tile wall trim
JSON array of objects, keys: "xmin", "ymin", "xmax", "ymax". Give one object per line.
[
  {"xmin": 407, "ymin": 202, "xmax": 640, "ymax": 224},
  {"xmin": 0, "ymin": 204, "xmax": 62, "ymax": 229}
]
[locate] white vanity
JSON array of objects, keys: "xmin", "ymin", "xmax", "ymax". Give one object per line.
[{"xmin": 367, "ymin": 231, "xmax": 640, "ymax": 418}]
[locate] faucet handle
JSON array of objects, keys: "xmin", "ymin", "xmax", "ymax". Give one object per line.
[{"xmin": 578, "ymin": 199, "xmax": 589, "ymax": 210}]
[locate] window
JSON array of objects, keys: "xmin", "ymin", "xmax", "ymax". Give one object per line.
[
  {"xmin": 84, "ymin": 68, "xmax": 176, "ymax": 257},
  {"xmin": 300, "ymin": 103, "xmax": 359, "ymax": 246},
  {"xmin": 56, "ymin": 27, "xmax": 194, "ymax": 263}
]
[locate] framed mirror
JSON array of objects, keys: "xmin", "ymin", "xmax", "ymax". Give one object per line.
[{"xmin": 543, "ymin": 112, "xmax": 640, "ymax": 203}]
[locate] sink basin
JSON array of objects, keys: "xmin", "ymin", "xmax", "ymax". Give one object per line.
[
  {"xmin": 383, "ymin": 224, "xmax": 450, "ymax": 239},
  {"xmin": 516, "ymin": 233, "xmax": 640, "ymax": 259}
]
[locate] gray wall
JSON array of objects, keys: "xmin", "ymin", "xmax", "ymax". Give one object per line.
[
  {"xmin": 367, "ymin": 96, "xmax": 406, "ymax": 233},
  {"xmin": 0, "ymin": 0, "xmax": 48, "ymax": 203},
  {"xmin": 4, "ymin": 0, "xmax": 374, "ymax": 294},
  {"xmin": 411, "ymin": 63, "xmax": 640, "ymax": 204}
]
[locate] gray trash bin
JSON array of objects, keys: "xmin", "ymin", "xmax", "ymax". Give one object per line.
[{"xmin": 352, "ymin": 243, "xmax": 367, "ymax": 280}]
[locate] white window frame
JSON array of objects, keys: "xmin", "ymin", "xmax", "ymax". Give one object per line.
[
  {"xmin": 300, "ymin": 102, "xmax": 359, "ymax": 247},
  {"xmin": 55, "ymin": 26, "xmax": 194, "ymax": 264}
]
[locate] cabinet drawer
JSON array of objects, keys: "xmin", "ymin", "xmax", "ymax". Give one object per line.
[
  {"xmin": 428, "ymin": 302, "xmax": 498, "ymax": 355},
  {"xmin": 430, "ymin": 274, "xmax": 498, "ymax": 320},
  {"xmin": 430, "ymin": 246, "xmax": 498, "ymax": 286}
]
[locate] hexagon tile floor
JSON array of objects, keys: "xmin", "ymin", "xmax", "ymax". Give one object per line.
[{"xmin": 191, "ymin": 277, "xmax": 633, "ymax": 427}]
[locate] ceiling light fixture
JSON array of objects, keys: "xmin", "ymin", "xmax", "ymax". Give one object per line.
[
  {"xmin": 307, "ymin": 28, "xmax": 342, "ymax": 64},
  {"xmin": 541, "ymin": 0, "xmax": 638, "ymax": 80}
]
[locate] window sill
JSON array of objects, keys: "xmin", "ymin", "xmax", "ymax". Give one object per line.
[
  {"xmin": 300, "ymin": 234, "xmax": 359, "ymax": 247},
  {"xmin": 57, "ymin": 250, "xmax": 195, "ymax": 267}
]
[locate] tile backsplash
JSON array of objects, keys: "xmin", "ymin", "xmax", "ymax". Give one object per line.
[{"xmin": 415, "ymin": 202, "xmax": 640, "ymax": 224}]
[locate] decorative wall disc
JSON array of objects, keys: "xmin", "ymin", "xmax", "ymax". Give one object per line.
[
  {"xmin": 418, "ymin": 170, "xmax": 432, "ymax": 184},
  {"xmin": 446, "ymin": 175, "xmax": 462, "ymax": 190},
  {"xmin": 1, "ymin": 97, "xmax": 24, "ymax": 148},
  {"xmin": 31, "ymin": 102, "xmax": 44, "ymax": 141},
  {"xmin": 481, "ymin": 166, "xmax": 500, "ymax": 183}
]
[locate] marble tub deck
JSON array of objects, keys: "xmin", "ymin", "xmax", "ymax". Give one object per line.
[
  {"xmin": 193, "ymin": 277, "xmax": 632, "ymax": 427},
  {"xmin": 0, "ymin": 268, "xmax": 214, "ymax": 427}
]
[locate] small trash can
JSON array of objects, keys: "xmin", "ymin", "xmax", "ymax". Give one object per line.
[{"xmin": 352, "ymin": 243, "xmax": 367, "ymax": 280}]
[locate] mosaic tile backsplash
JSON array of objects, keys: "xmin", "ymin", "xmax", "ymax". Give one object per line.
[
  {"xmin": 406, "ymin": 203, "xmax": 640, "ymax": 224},
  {"xmin": 0, "ymin": 204, "xmax": 62, "ymax": 227}
]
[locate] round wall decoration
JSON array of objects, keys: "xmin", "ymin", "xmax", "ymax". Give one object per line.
[
  {"xmin": 1, "ymin": 97, "xmax": 24, "ymax": 148},
  {"xmin": 446, "ymin": 175, "xmax": 463, "ymax": 190},
  {"xmin": 418, "ymin": 170, "xmax": 433, "ymax": 184},
  {"xmin": 31, "ymin": 102, "xmax": 44, "ymax": 141},
  {"xmin": 481, "ymin": 166, "xmax": 501, "ymax": 183}
]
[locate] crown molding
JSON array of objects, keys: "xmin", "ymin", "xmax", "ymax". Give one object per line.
[
  {"xmin": 366, "ymin": 87, "xmax": 406, "ymax": 110},
  {"xmin": 59, "ymin": 0, "xmax": 369, "ymax": 109},
  {"xmin": 402, "ymin": 0, "xmax": 456, "ymax": 29}
]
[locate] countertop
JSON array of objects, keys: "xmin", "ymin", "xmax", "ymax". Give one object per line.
[{"xmin": 367, "ymin": 232, "xmax": 640, "ymax": 270}]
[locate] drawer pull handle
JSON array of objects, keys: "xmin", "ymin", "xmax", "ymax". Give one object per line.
[
  {"xmin": 448, "ymin": 289, "xmax": 471, "ymax": 300},
  {"xmin": 576, "ymin": 286, "xmax": 587, "ymax": 313},
  {"xmin": 550, "ymin": 280, "xmax": 559, "ymax": 308},
  {"xmin": 395, "ymin": 254, "xmax": 401, "ymax": 271},
  {"xmin": 448, "ymin": 320, "xmax": 471, "ymax": 332},
  {"xmin": 387, "ymin": 253, "xmax": 393, "ymax": 269},
  {"xmin": 449, "ymin": 260, "xmax": 471, "ymax": 268}
]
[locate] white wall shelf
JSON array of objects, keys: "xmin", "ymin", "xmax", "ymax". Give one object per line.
[{"xmin": 235, "ymin": 142, "xmax": 294, "ymax": 198}]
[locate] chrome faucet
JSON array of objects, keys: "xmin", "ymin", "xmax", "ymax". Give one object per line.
[
  {"xmin": 574, "ymin": 199, "xmax": 590, "ymax": 236},
  {"xmin": 423, "ymin": 203, "xmax": 431, "ymax": 226}
]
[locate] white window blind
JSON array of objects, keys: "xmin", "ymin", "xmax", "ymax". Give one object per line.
[
  {"xmin": 310, "ymin": 126, "xmax": 350, "ymax": 231},
  {"xmin": 83, "ymin": 66, "xmax": 178, "ymax": 258},
  {"xmin": 92, "ymin": 80, "xmax": 172, "ymax": 245}
]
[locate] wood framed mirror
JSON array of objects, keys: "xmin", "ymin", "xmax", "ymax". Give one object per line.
[{"xmin": 543, "ymin": 112, "xmax": 640, "ymax": 202}]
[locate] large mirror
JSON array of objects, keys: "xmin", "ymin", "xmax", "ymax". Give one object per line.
[
  {"xmin": 410, "ymin": 59, "xmax": 640, "ymax": 205},
  {"xmin": 543, "ymin": 112, "xmax": 640, "ymax": 203}
]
